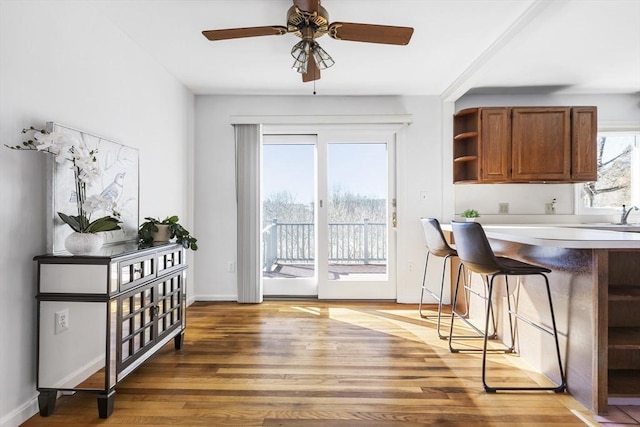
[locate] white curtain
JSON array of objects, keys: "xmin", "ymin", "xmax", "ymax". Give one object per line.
[{"xmin": 234, "ymin": 124, "xmax": 263, "ymax": 303}]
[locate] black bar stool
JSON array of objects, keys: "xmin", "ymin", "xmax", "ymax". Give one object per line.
[
  {"xmin": 419, "ymin": 218, "xmax": 459, "ymax": 339},
  {"xmin": 450, "ymin": 221, "xmax": 566, "ymax": 393}
]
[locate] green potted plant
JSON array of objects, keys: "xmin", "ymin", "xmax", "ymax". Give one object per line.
[
  {"xmin": 461, "ymin": 209, "xmax": 480, "ymax": 222},
  {"xmin": 138, "ymin": 216, "xmax": 198, "ymax": 250}
]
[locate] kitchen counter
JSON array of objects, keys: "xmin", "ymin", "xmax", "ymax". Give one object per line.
[
  {"xmin": 441, "ymin": 223, "xmax": 640, "ymax": 249},
  {"xmin": 440, "ymin": 223, "xmax": 640, "ymax": 415}
]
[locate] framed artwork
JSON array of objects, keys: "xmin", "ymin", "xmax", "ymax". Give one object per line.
[{"xmin": 46, "ymin": 122, "xmax": 139, "ymax": 253}]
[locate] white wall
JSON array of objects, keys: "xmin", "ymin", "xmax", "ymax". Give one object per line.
[
  {"xmin": 193, "ymin": 92, "xmax": 640, "ymax": 306},
  {"xmin": 0, "ymin": 1, "xmax": 194, "ymax": 426},
  {"xmin": 453, "ymin": 93, "xmax": 640, "ymax": 224},
  {"xmin": 193, "ymin": 95, "xmax": 445, "ymax": 303}
]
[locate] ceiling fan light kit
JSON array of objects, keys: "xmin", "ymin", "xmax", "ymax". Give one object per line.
[
  {"xmin": 202, "ymin": 0, "xmax": 414, "ymax": 83},
  {"xmin": 291, "ymin": 40, "xmax": 334, "ymax": 74}
]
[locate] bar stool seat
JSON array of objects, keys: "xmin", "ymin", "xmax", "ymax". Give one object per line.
[
  {"xmin": 450, "ymin": 221, "xmax": 566, "ymax": 393},
  {"xmin": 419, "ymin": 218, "xmax": 459, "ymax": 339}
]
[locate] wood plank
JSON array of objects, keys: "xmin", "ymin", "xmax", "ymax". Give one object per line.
[{"xmin": 22, "ymin": 301, "xmax": 596, "ymax": 426}]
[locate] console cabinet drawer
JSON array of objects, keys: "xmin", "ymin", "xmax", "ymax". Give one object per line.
[
  {"xmin": 119, "ymin": 254, "xmax": 156, "ymax": 292},
  {"xmin": 157, "ymin": 246, "xmax": 185, "ymax": 276}
]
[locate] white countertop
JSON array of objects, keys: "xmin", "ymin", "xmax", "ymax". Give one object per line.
[{"xmin": 442, "ymin": 224, "xmax": 640, "ymax": 249}]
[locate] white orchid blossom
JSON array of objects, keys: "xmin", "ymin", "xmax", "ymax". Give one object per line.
[
  {"xmin": 84, "ymin": 194, "xmax": 117, "ymax": 214},
  {"xmin": 7, "ymin": 127, "xmax": 122, "ymax": 234},
  {"xmin": 33, "ymin": 131, "xmax": 58, "ymax": 150}
]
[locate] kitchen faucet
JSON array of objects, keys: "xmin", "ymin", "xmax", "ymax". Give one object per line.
[{"xmin": 620, "ymin": 204, "xmax": 639, "ymax": 225}]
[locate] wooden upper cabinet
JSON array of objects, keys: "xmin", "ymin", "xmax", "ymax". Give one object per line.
[
  {"xmin": 511, "ymin": 107, "xmax": 571, "ymax": 181},
  {"xmin": 571, "ymin": 107, "xmax": 598, "ymax": 181},
  {"xmin": 452, "ymin": 106, "xmax": 597, "ymax": 184},
  {"xmin": 480, "ymin": 108, "xmax": 510, "ymax": 182},
  {"xmin": 452, "ymin": 108, "xmax": 480, "ymax": 183}
]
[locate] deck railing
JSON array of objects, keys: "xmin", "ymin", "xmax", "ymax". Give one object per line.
[{"xmin": 263, "ymin": 219, "xmax": 386, "ymax": 270}]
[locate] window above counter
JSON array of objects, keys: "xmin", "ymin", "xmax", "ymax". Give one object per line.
[{"xmin": 575, "ymin": 130, "xmax": 640, "ymax": 217}]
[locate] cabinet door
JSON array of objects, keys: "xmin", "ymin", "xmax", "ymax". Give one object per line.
[
  {"xmin": 511, "ymin": 107, "xmax": 571, "ymax": 181},
  {"xmin": 571, "ymin": 107, "xmax": 597, "ymax": 181},
  {"xmin": 480, "ymin": 108, "xmax": 511, "ymax": 182},
  {"xmin": 155, "ymin": 272, "xmax": 184, "ymax": 341},
  {"xmin": 119, "ymin": 284, "xmax": 157, "ymax": 372}
]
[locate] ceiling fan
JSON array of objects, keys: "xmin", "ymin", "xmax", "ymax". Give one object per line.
[{"xmin": 202, "ymin": 0, "xmax": 414, "ymax": 82}]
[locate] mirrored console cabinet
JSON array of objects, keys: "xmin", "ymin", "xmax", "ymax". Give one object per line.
[{"xmin": 34, "ymin": 243, "xmax": 187, "ymax": 419}]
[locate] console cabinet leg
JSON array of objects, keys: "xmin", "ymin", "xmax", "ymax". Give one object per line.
[
  {"xmin": 174, "ymin": 331, "xmax": 184, "ymax": 350},
  {"xmin": 97, "ymin": 390, "xmax": 116, "ymax": 418},
  {"xmin": 38, "ymin": 390, "xmax": 57, "ymax": 416}
]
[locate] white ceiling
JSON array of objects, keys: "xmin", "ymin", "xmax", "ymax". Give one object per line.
[{"xmin": 96, "ymin": 0, "xmax": 640, "ymax": 99}]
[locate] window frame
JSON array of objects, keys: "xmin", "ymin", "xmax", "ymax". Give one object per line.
[{"xmin": 574, "ymin": 123, "xmax": 640, "ymax": 215}]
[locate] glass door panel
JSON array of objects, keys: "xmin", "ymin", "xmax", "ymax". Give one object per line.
[
  {"xmin": 327, "ymin": 143, "xmax": 388, "ymax": 280},
  {"xmin": 262, "ymin": 135, "xmax": 317, "ymax": 296},
  {"xmin": 318, "ymin": 133, "xmax": 396, "ymax": 300}
]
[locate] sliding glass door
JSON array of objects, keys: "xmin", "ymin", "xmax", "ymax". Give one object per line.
[{"xmin": 262, "ymin": 130, "xmax": 396, "ymax": 299}]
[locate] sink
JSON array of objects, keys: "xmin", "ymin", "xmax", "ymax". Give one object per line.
[{"xmin": 577, "ymin": 223, "xmax": 640, "ymax": 233}]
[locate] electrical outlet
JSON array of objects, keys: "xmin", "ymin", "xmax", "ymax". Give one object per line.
[
  {"xmin": 227, "ymin": 261, "xmax": 236, "ymax": 273},
  {"xmin": 498, "ymin": 203, "xmax": 509, "ymax": 214},
  {"xmin": 55, "ymin": 309, "xmax": 69, "ymax": 334},
  {"xmin": 545, "ymin": 203, "xmax": 556, "ymax": 214}
]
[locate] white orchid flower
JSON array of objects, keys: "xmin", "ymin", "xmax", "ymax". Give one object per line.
[
  {"xmin": 83, "ymin": 194, "xmax": 110, "ymax": 214},
  {"xmin": 33, "ymin": 131, "xmax": 58, "ymax": 151},
  {"xmin": 78, "ymin": 167, "xmax": 101, "ymax": 185},
  {"xmin": 12, "ymin": 126, "xmax": 122, "ymax": 234}
]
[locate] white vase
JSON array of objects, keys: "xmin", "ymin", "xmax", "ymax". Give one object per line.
[
  {"xmin": 465, "ymin": 217, "xmax": 477, "ymax": 222},
  {"xmin": 64, "ymin": 232, "xmax": 103, "ymax": 255}
]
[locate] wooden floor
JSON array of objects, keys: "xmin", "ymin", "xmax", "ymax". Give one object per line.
[{"xmin": 22, "ymin": 301, "xmax": 604, "ymax": 426}]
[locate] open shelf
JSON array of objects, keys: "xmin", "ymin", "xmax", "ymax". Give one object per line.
[
  {"xmin": 454, "ymin": 155, "xmax": 478, "ymax": 163},
  {"xmin": 609, "ymin": 327, "xmax": 640, "ymax": 349},
  {"xmin": 609, "ymin": 370, "xmax": 640, "ymax": 396},
  {"xmin": 454, "ymin": 131, "xmax": 478, "ymax": 140},
  {"xmin": 453, "ymin": 108, "xmax": 480, "ymax": 183},
  {"xmin": 609, "ymin": 285, "xmax": 640, "ymax": 301}
]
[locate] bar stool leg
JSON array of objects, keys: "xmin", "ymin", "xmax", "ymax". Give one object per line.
[
  {"xmin": 434, "ymin": 255, "xmax": 451, "ymax": 339},
  {"xmin": 449, "ymin": 267, "xmax": 502, "ymax": 353},
  {"xmin": 543, "ymin": 273, "xmax": 567, "ymax": 393},
  {"xmin": 503, "ymin": 276, "xmax": 516, "ymax": 353},
  {"xmin": 420, "ymin": 252, "xmax": 456, "ymax": 339},
  {"xmin": 418, "ymin": 252, "xmax": 430, "ymax": 318},
  {"xmin": 482, "ymin": 273, "xmax": 566, "ymax": 393},
  {"xmin": 482, "ymin": 275, "xmax": 498, "ymax": 392}
]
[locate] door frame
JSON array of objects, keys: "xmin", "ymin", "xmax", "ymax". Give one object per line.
[{"xmin": 262, "ymin": 123, "xmax": 404, "ymax": 300}]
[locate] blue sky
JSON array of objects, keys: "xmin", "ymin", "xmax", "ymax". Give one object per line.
[{"xmin": 262, "ymin": 142, "xmax": 387, "ymax": 204}]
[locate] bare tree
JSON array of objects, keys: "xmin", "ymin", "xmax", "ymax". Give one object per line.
[
  {"xmin": 582, "ymin": 136, "xmax": 632, "ymax": 207},
  {"xmin": 328, "ymin": 187, "xmax": 386, "ymax": 223},
  {"xmin": 263, "ymin": 191, "xmax": 313, "ymax": 225}
]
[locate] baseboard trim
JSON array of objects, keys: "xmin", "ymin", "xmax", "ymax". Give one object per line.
[
  {"xmin": 193, "ymin": 294, "xmax": 237, "ymax": 301},
  {"xmin": 0, "ymin": 395, "xmax": 38, "ymax": 427}
]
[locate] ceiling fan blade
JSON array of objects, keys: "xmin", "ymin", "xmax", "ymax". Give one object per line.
[
  {"xmin": 329, "ymin": 22, "xmax": 414, "ymax": 45},
  {"xmin": 292, "ymin": 0, "xmax": 320, "ymax": 14},
  {"xmin": 202, "ymin": 26, "xmax": 287, "ymax": 41},
  {"xmin": 302, "ymin": 54, "xmax": 321, "ymax": 82}
]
